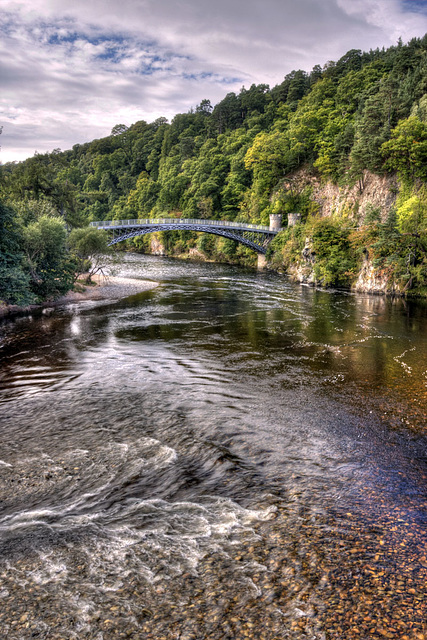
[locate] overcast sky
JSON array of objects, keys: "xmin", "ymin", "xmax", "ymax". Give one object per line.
[{"xmin": 1, "ymin": 0, "xmax": 426, "ymax": 163}]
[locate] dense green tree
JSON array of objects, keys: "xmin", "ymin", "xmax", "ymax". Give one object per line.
[
  {"xmin": 68, "ymin": 226, "xmax": 112, "ymax": 282},
  {"xmin": 0, "ymin": 202, "xmax": 33, "ymax": 305},
  {"xmin": 211, "ymin": 92, "xmax": 243, "ymax": 134},
  {"xmin": 271, "ymin": 70, "xmax": 309, "ymax": 107},
  {"xmin": 310, "ymin": 219, "xmax": 357, "ymax": 287},
  {"xmin": 22, "ymin": 215, "xmax": 75, "ymax": 300},
  {"xmin": 382, "ymin": 116, "xmax": 427, "ymax": 180},
  {"xmin": 125, "ymin": 172, "xmax": 160, "ymax": 216}
]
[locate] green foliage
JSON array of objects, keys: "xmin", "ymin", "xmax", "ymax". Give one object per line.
[
  {"xmin": 125, "ymin": 172, "xmax": 160, "ymax": 217},
  {"xmin": 197, "ymin": 233, "xmax": 216, "ymax": 258},
  {"xmin": 0, "ymin": 200, "xmax": 78, "ymax": 305},
  {"xmin": 363, "ymin": 203, "xmax": 382, "ymax": 225},
  {"xmin": 309, "ymin": 219, "xmax": 358, "ymax": 286},
  {"xmin": 266, "ymin": 225, "xmax": 305, "ymax": 270},
  {"xmin": 0, "ymin": 202, "xmax": 33, "ymax": 305},
  {"xmin": 68, "ymin": 227, "xmax": 109, "ymax": 256},
  {"xmin": 22, "ymin": 215, "xmax": 75, "ymax": 300},
  {"xmin": 381, "ymin": 116, "xmax": 427, "ymax": 180},
  {"xmin": 272, "ymin": 184, "xmax": 315, "ymax": 221},
  {"xmin": 17, "ymin": 198, "xmax": 62, "ymax": 227},
  {"xmin": 68, "ymin": 227, "xmax": 113, "ymax": 282},
  {"xmin": 217, "ymin": 237, "xmax": 238, "ymax": 260},
  {"xmin": 396, "ymin": 193, "xmax": 427, "ymax": 233}
]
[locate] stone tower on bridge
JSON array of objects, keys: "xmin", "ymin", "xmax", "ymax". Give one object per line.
[
  {"xmin": 257, "ymin": 214, "xmax": 283, "ymax": 269},
  {"xmin": 269, "ymin": 214, "xmax": 282, "ymax": 232}
]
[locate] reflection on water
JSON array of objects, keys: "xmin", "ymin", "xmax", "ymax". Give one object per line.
[{"xmin": 0, "ymin": 254, "xmax": 426, "ymax": 639}]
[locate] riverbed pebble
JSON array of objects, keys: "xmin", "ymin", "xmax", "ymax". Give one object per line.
[{"xmin": 1, "ymin": 498, "xmax": 425, "ymax": 640}]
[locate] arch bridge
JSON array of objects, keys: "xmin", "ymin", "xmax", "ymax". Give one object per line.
[{"xmin": 90, "ymin": 215, "xmax": 283, "ymax": 256}]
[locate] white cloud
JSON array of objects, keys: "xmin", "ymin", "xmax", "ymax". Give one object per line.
[
  {"xmin": 1, "ymin": 0, "xmax": 426, "ymax": 162},
  {"xmin": 337, "ymin": 0, "xmax": 426, "ymax": 41}
]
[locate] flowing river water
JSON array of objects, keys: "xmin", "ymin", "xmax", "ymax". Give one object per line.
[{"xmin": 0, "ymin": 253, "xmax": 426, "ymax": 640}]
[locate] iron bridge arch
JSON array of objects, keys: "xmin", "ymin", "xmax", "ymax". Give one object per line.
[{"xmin": 90, "ymin": 219, "xmax": 279, "ymax": 254}]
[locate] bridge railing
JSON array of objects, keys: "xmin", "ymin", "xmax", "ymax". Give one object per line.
[{"xmin": 90, "ymin": 218, "xmax": 272, "ymax": 232}]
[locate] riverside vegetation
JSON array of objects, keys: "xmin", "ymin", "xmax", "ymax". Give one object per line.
[{"xmin": 1, "ymin": 36, "xmax": 427, "ymax": 305}]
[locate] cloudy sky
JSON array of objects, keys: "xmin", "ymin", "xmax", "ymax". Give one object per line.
[{"xmin": 1, "ymin": 0, "xmax": 426, "ymax": 163}]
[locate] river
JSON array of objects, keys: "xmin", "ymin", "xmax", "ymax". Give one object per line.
[{"xmin": 0, "ymin": 254, "xmax": 426, "ymax": 640}]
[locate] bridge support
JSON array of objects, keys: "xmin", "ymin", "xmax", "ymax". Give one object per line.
[{"xmin": 257, "ymin": 254, "xmax": 267, "ymax": 270}]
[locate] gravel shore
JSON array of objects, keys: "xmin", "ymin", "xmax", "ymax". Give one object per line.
[
  {"xmin": 55, "ymin": 274, "xmax": 159, "ymax": 303},
  {"xmin": 0, "ymin": 275, "xmax": 159, "ymax": 318}
]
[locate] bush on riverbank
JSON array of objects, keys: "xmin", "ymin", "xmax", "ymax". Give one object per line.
[{"xmin": 0, "ymin": 200, "xmax": 110, "ymax": 305}]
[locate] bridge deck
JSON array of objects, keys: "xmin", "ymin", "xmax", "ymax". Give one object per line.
[{"xmin": 90, "ymin": 218, "xmax": 277, "ymax": 235}]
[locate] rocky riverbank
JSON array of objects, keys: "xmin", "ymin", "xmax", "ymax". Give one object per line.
[{"xmin": 0, "ymin": 275, "xmax": 158, "ymax": 319}]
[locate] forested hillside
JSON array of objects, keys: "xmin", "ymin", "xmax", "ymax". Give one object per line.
[{"xmin": 1, "ymin": 36, "xmax": 427, "ymax": 304}]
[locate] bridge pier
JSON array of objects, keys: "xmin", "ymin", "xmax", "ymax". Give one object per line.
[{"xmin": 257, "ymin": 254, "xmax": 267, "ymax": 270}]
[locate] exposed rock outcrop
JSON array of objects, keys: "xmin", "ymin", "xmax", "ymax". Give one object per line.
[
  {"xmin": 276, "ymin": 169, "xmax": 402, "ymax": 294},
  {"xmin": 150, "ymin": 236, "xmax": 167, "ymax": 255},
  {"xmin": 188, "ymin": 247, "xmax": 207, "ymax": 260},
  {"xmin": 287, "ymin": 237, "xmax": 316, "ymax": 284},
  {"xmin": 284, "ymin": 168, "xmax": 398, "ymax": 222},
  {"xmin": 353, "ymin": 256, "xmax": 402, "ymax": 295}
]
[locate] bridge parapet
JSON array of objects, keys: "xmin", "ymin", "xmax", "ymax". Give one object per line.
[{"xmin": 90, "ymin": 218, "xmax": 272, "ymax": 233}]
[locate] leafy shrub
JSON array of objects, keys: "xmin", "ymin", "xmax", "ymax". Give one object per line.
[{"xmin": 309, "ymin": 219, "xmax": 357, "ymax": 286}]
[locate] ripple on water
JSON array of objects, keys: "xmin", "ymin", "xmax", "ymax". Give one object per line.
[
  {"xmin": 0, "ymin": 433, "xmax": 278, "ymax": 638},
  {"xmin": 1, "ymin": 255, "xmax": 427, "ymax": 639}
]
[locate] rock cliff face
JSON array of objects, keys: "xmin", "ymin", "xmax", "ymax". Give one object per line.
[
  {"xmin": 287, "ymin": 237, "xmax": 316, "ymax": 285},
  {"xmin": 150, "ymin": 236, "xmax": 167, "ymax": 255},
  {"xmin": 280, "ymin": 170, "xmax": 401, "ymax": 294},
  {"xmin": 287, "ymin": 248, "xmax": 403, "ymax": 295},
  {"xmin": 309, "ymin": 170, "xmax": 397, "ymax": 221},
  {"xmin": 187, "ymin": 247, "xmax": 207, "ymax": 260},
  {"xmin": 353, "ymin": 257, "xmax": 402, "ymax": 294}
]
